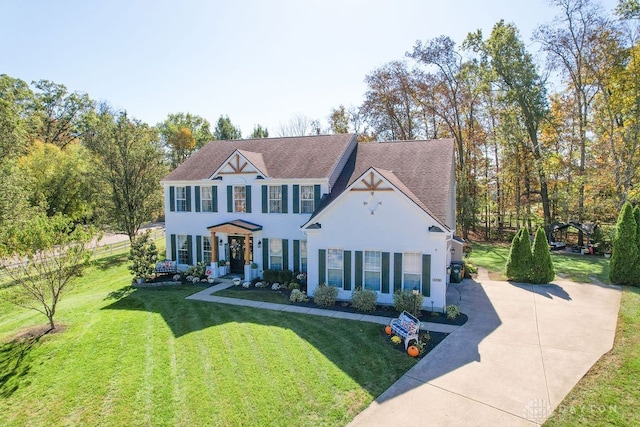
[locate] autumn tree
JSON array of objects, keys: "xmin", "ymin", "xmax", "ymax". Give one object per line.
[
  {"xmin": 329, "ymin": 105, "xmax": 350, "ymax": 134},
  {"xmin": 30, "ymin": 80, "xmax": 93, "ymax": 148},
  {"xmin": 214, "ymin": 115, "xmax": 242, "ymax": 140},
  {"xmin": 157, "ymin": 112, "xmax": 213, "ymax": 169},
  {"xmin": 85, "ymin": 109, "xmax": 166, "ymax": 241}
]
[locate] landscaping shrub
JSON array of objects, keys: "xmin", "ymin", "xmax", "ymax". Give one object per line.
[
  {"xmin": 313, "ymin": 283, "xmax": 338, "ymax": 307},
  {"xmin": 392, "ymin": 289, "xmax": 424, "ymax": 314},
  {"xmin": 262, "ymin": 269, "xmax": 293, "ymax": 284},
  {"xmin": 505, "ymin": 227, "xmax": 532, "ymax": 282},
  {"xmin": 530, "ymin": 227, "xmax": 555, "ymax": 284},
  {"xmin": 289, "ymin": 289, "xmax": 309, "ymax": 303},
  {"xmin": 351, "ymin": 287, "xmax": 377, "ymax": 312},
  {"xmin": 129, "ymin": 231, "xmax": 158, "ymax": 280},
  {"xmin": 446, "ymin": 304, "xmax": 460, "ymax": 320},
  {"xmin": 610, "ymin": 202, "xmax": 640, "ymax": 286},
  {"xmin": 183, "ymin": 262, "xmax": 208, "ymax": 279}
]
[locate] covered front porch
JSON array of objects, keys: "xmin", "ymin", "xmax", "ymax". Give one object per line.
[{"xmin": 207, "ymin": 219, "xmax": 262, "ymax": 279}]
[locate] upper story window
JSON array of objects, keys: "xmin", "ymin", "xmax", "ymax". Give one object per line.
[
  {"xmin": 176, "ymin": 186, "xmax": 187, "ymax": 212},
  {"xmin": 269, "ymin": 186, "xmax": 282, "ymax": 213},
  {"xmin": 201, "ymin": 187, "xmax": 213, "ymax": 212},
  {"xmin": 300, "ymin": 185, "xmax": 314, "ymax": 214},
  {"xmin": 234, "ymin": 186, "xmax": 246, "ymax": 213}
]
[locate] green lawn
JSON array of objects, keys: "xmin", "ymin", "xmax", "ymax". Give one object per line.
[
  {"xmin": 0, "ymin": 253, "xmax": 416, "ymax": 426},
  {"xmin": 544, "ymin": 286, "xmax": 640, "ymax": 426},
  {"xmin": 468, "ymin": 242, "xmax": 610, "ymax": 284}
]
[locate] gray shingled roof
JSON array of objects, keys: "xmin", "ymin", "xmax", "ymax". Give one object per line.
[
  {"xmin": 162, "ymin": 134, "xmax": 356, "ymax": 181},
  {"xmin": 313, "ymin": 139, "xmax": 455, "ymax": 226}
]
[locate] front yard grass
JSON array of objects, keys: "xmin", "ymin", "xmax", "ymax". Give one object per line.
[
  {"xmin": 0, "ymin": 252, "xmax": 416, "ymax": 427},
  {"xmin": 544, "ymin": 286, "xmax": 640, "ymax": 426},
  {"xmin": 468, "ymin": 241, "xmax": 610, "ymax": 284}
]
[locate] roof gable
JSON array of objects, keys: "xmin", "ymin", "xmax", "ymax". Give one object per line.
[
  {"xmin": 210, "ymin": 150, "xmax": 268, "ymax": 178},
  {"xmin": 306, "ymin": 139, "xmax": 455, "ymax": 227}
]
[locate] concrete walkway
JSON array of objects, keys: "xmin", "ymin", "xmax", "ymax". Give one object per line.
[
  {"xmin": 186, "ymin": 281, "xmax": 460, "ymax": 334},
  {"xmin": 349, "ymin": 269, "xmax": 622, "ymax": 426}
]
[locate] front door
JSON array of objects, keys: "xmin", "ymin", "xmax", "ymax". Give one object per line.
[{"xmin": 228, "ymin": 236, "xmax": 245, "ymax": 274}]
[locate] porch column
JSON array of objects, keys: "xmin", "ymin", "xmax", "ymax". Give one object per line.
[
  {"xmin": 211, "ymin": 231, "xmax": 218, "ymax": 262},
  {"xmin": 244, "ymin": 233, "xmax": 251, "ymax": 265}
]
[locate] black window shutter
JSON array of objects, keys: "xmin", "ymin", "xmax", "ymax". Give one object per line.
[
  {"xmin": 185, "ymin": 186, "xmax": 191, "ymax": 211},
  {"xmin": 382, "ymin": 252, "xmax": 390, "ymax": 293},
  {"xmin": 212, "ymin": 186, "xmax": 218, "ymax": 212},
  {"xmin": 262, "ymin": 238, "xmax": 269, "ymax": 269},
  {"xmin": 196, "ymin": 235, "xmax": 202, "ymax": 262},
  {"xmin": 318, "ymin": 249, "xmax": 326, "ymax": 285},
  {"xmin": 281, "ymin": 185, "xmax": 288, "ymax": 213},
  {"xmin": 354, "ymin": 251, "xmax": 363, "ymax": 289},
  {"xmin": 314, "ymin": 185, "xmax": 321, "ymax": 211},
  {"xmin": 394, "ymin": 253, "xmax": 403, "ymax": 293},
  {"xmin": 262, "ymin": 185, "xmax": 268, "ymax": 213},
  {"xmin": 171, "ymin": 234, "xmax": 177, "ymax": 261},
  {"xmin": 422, "ymin": 254, "xmax": 431, "ymax": 297},
  {"xmin": 169, "ymin": 186, "xmax": 175, "ymax": 212},
  {"xmin": 187, "ymin": 235, "xmax": 193, "ymax": 265},
  {"xmin": 282, "ymin": 239, "xmax": 289, "ymax": 270},
  {"xmin": 293, "ymin": 240, "xmax": 300, "ymax": 272},
  {"xmin": 227, "ymin": 186, "xmax": 233, "ymax": 212},
  {"xmin": 245, "ymin": 185, "xmax": 252, "ymax": 213},
  {"xmin": 292, "ymin": 185, "xmax": 300, "ymax": 214},
  {"xmin": 343, "ymin": 250, "xmax": 352, "ymax": 291},
  {"xmin": 195, "ymin": 186, "xmax": 201, "ymax": 212}
]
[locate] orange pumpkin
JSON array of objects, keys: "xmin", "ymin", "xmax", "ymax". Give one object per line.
[
  {"xmin": 407, "ymin": 345, "xmax": 419, "ymax": 357},
  {"xmin": 384, "ymin": 325, "xmax": 392, "ymax": 335}
]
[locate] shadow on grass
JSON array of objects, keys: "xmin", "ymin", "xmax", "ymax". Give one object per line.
[
  {"xmin": 93, "ymin": 253, "xmax": 128, "ymax": 271},
  {"xmin": 0, "ymin": 332, "xmax": 44, "ymax": 398}
]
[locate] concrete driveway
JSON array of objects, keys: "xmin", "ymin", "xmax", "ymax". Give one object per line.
[{"xmin": 349, "ymin": 269, "xmax": 621, "ymax": 426}]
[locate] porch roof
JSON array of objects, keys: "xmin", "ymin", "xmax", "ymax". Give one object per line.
[{"xmin": 206, "ymin": 219, "xmax": 263, "ymax": 235}]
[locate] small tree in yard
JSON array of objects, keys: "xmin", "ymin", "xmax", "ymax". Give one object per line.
[
  {"xmin": 505, "ymin": 227, "xmax": 532, "ymax": 282},
  {"xmin": 0, "ymin": 214, "xmax": 96, "ymax": 331},
  {"xmin": 530, "ymin": 227, "xmax": 555, "ymax": 284},
  {"xmin": 128, "ymin": 231, "xmax": 158, "ymax": 282},
  {"xmin": 610, "ymin": 202, "xmax": 639, "ymax": 286}
]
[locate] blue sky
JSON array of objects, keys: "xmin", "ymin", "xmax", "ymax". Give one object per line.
[{"xmin": 1, "ymin": 0, "xmax": 619, "ymax": 135}]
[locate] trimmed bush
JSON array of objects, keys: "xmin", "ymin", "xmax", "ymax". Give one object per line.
[
  {"xmin": 392, "ymin": 289, "xmax": 424, "ymax": 314},
  {"xmin": 262, "ymin": 269, "xmax": 293, "ymax": 284},
  {"xmin": 351, "ymin": 287, "xmax": 378, "ymax": 312},
  {"xmin": 289, "ymin": 289, "xmax": 309, "ymax": 303},
  {"xmin": 128, "ymin": 231, "xmax": 158, "ymax": 280},
  {"xmin": 313, "ymin": 283, "xmax": 339, "ymax": 307},
  {"xmin": 505, "ymin": 227, "xmax": 532, "ymax": 282},
  {"xmin": 610, "ymin": 202, "xmax": 640, "ymax": 286},
  {"xmin": 446, "ymin": 304, "xmax": 460, "ymax": 320},
  {"xmin": 530, "ymin": 227, "xmax": 555, "ymax": 284}
]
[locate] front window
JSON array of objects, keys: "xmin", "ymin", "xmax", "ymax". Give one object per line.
[
  {"xmin": 269, "ymin": 238, "xmax": 283, "ymax": 270},
  {"xmin": 201, "ymin": 187, "xmax": 213, "ymax": 212},
  {"xmin": 300, "ymin": 185, "xmax": 314, "ymax": 213},
  {"xmin": 203, "ymin": 236, "xmax": 212, "ymax": 264},
  {"xmin": 327, "ymin": 248, "xmax": 343, "ymax": 288},
  {"xmin": 300, "ymin": 240, "xmax": 307, "ymax": 272},
  {"xmin": 176, "ymin": 186, "xmax": 187, "ymax": 212},
  {"xmin": 234, "ymin": 186, "xmax": 246, "ymax": 213},
  {"xmin": 269, "ymin": 186, "xmax": 282, "ymax": 213},
  {"xmin": 177, "ymin": 235, "xmax": 189, "ymax": 264},
  {"xmin": 364, "ymin": 251, "xmax": 381, "ymax": 291},
  {"xmin": 403, "ymin": 252, "xmax": 421, "ymax": 291}
]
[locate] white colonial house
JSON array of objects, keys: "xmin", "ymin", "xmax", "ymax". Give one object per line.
[{"xmin": 161, "ymin": 133, "xmax": 462, "ymax": 311}]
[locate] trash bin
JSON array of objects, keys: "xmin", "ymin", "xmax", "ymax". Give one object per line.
[{"xmin": 450, "ymin": 264, "xmax": 463, "ymax": 283}]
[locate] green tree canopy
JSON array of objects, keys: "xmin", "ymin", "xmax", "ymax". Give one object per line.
[
  {"xmin": 157, "ymin": 112, "xmax": 213, "ymax": 169},
  {"xmin": 609, "ymin": 202, "xmax": 639, "ymax": 285},
  {"xmin": 214, "ymin": 115, "xmax": 242, "ymax": 140}
]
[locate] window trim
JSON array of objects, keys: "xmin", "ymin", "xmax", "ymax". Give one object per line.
[
  {"xmin": 177, "ymin": 235, "xmax": 189, "ymax": 264},
  {"xmin": 176, "ymin": 186, "xmax": 187, "ymax": 212},
  {"xmin": 268, "ymin": 185, "xmax": 282, "ymax": 214},
  {"xmin": 403, "ymin": 252, "xmax": 422, "ymax": 291},
  {"xmin": 202, "ymin": 236, "xmax": 212, "ymax": 264},
  {"xmin": 269, "ymin": 238, "xmax": 283, "ymax": 270},
  {"xmin": 364, "ymin": 250, "xmax": 382, "ymax": 291},
  {"xmin": 233, "ymin": 185, "xmax": 246, "ymax": 213},
  {"xmin": 327, "ymin": 248, "xmax": 344, "ymax": 288},
  {"xmin": 300, "ymin": 240, "xmax": 308, "ymax": 272},
  {"xmin": 201, "ymin": 187, "xmax": 213, "ymax": 212},
  {"xmin": 300, "ymin": 185, "xmax": 314, "ymax": 214}
]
